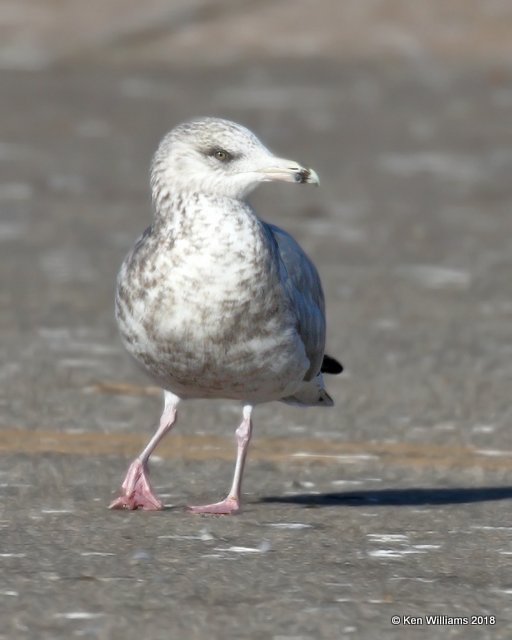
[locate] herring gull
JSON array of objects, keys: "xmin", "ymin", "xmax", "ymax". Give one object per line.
[{"xmin": 110, "ymin": 117, "xmax": 343, "ymax": 514}]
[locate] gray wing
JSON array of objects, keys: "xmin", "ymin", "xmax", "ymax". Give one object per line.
[{"xmin": 265, "ymin": 222, "xmax": 326, "ymax": 381}]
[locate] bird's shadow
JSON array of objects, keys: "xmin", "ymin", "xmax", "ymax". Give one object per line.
[{"xmin": 260, "ymin": 486, "xmax": 512, "ymax": 508}]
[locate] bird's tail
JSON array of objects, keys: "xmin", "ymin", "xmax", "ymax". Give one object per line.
[{"xmin": 280, "ymin": 373, "xmax": 334, "ymax": 407}]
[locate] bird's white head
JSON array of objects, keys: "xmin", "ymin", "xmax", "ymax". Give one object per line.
[{"xmin": 150, "ymin": 117, "xmax": 319, "ymax": 204}]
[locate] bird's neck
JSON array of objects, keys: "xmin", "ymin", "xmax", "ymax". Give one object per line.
[
  {"xmin": 150, "ymin": 164, "xmax": 256, "ymax": 217},
  {"xmin": 151, "ymin": 179, "xmax": 253, "ymax": 229},
  {"xmin": 150, "ymin": 168, "xmax": 174, "ymax": 217}
]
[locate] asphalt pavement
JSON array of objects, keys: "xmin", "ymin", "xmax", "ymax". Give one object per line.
[{"xmin": 1, "ymin": 2, "xmax": 512, "ymax": 638}]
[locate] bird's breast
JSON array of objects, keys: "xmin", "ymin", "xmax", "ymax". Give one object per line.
[{"xmin": 115, "ymin": 204, "xmax": 308, "ymax": 400}]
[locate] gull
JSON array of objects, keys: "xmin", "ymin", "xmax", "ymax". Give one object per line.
[{"xmin": 110, "ymin": 117, "xmax": 342, "ymax": 514}]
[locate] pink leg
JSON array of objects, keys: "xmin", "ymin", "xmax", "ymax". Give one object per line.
[
  {"xmin": 188, "ymin": 405, "xmax": 253, "ymax": 515},
  {"xmin": 109, "ymin": 391, "xmax": 179, "ymax": 510}
]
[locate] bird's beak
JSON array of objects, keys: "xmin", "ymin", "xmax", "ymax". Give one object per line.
[{"xmin": 256, "ymin": 157, "xmax": 320, "ymax": 185}]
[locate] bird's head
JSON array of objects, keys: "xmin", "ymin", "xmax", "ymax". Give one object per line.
[{"xmin": 150, "ymin": 117, "xmax": 319, "ymax": 202}]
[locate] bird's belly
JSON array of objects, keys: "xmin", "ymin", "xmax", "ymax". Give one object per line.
[
  {"xmin": 148, "ymin": 339, "xmax": 307, "ymax": 402},
  {"xmin": 116, "ymin": 258, "xmax": 308, "ymax": 402}
]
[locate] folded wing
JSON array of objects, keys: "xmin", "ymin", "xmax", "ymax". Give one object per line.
[{"xmin": 266, "ymin": 223, "xmax": 326, "ymax": 382}]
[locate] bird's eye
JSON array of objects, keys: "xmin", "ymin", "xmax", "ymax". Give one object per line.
[{"xmin": 212, "ymin": 148, "xmax": 232, "ymax": 162}]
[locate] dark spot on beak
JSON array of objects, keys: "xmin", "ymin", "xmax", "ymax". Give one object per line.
[{"xmin": 295, "ymin": 168, "xmax": 310, "ymax": 184}]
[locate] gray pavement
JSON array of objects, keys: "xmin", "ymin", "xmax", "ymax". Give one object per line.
[{"xmin": 1, "ymin": 2, "xmax": 512, "ymax": 638}]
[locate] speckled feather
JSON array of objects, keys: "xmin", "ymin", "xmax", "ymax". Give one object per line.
[{"xmin": 115, "ymin": 118, "xmax": 339, "ymax": 406}]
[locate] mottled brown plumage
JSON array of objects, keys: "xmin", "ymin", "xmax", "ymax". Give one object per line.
[{"xmin": 110, "ymin": 118, "xmax": 342, "ymax": 514}]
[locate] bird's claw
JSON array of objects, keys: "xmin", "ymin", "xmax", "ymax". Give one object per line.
[
  {"xmin": 187, "ymin": 497, "xmax": 240, "ymax": 515},
  {"xmin": 109, "ymin": 459, "xmax": 163, "ymax": 510}
]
